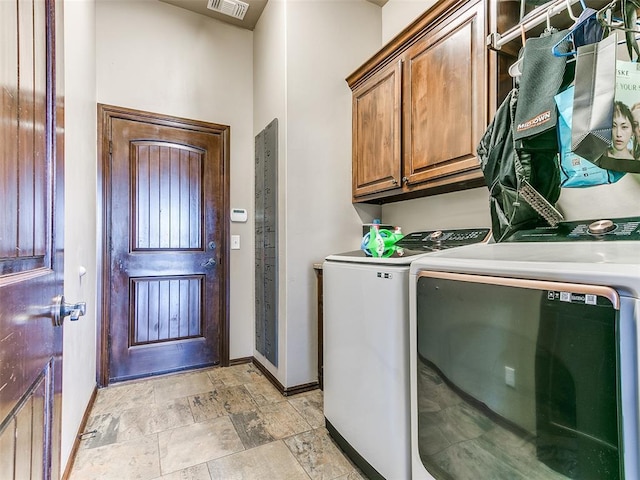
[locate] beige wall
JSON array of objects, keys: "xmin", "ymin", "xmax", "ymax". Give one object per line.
[
  {"xmin": 285, "ymin": 0, "xmax": 381, "ymax": 386},
  {"xmin": 96, "ymin": 0, "xmax": 256, "ymax": 361},
  {"xmin": 254, "ymin": 0, "xmax": 381, "ymax": 387},
  {"xmin": 383, "ymin": 189, "xmax": 492, "ymax": 233},
  {"xmin": 252, "ymin": 0, "xmax": 287, "ymax": 382},
  {"xmin": 381, "ymin": 0, "xmax": 437, "ymax": 43},
  {"xmin": 62, "ymin": 0, "xmax": 98, "ymax": 471}
]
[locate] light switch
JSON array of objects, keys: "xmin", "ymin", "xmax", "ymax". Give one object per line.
[{"xmin": 231, "ymin": 235, "xmax": 240, "ymax": 250}]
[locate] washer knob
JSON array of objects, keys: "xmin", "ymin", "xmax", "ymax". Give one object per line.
[
  {"xmin": 429, "ymin": 230, "xmax": 443, "ymax": 241},
  {"xmin": 588, "ymin": 219, "xmax": 615, "ymax": 235}
]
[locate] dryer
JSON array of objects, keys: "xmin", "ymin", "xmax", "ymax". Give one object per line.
[{"xmin": 409, "ymin": 217, "xmax": 640, "ymax": 480}]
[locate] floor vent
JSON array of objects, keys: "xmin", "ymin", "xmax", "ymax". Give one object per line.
[{"xmin": 207, "ymin": 0, "xmax": 249, "ymax": 20}]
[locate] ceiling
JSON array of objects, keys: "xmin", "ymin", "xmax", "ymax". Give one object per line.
[
  {"xmin": 159, "ymin": 0, "xmax": 268, "ymax": 30},
  {"xmin": 159, "ymin": 0, "xmax": 387, "ymax": 31}
]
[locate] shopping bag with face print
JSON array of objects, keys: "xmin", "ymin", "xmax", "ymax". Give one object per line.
[
  {"xmin": 600, "ymin": 60, "xmax": 640, "ymax": 173},
  {"xmin": 571, "ymin": 34, "xmax": 616, "ymax": 164},
  {"xmin": 572, "ymin": 33, "xmax": 640, "ymax": 173}
]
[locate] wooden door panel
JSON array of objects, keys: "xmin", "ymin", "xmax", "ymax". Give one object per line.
[
  {"xmin": 355, "ymin": 74, "xmax": 396, "ymax": 184},
  {"xmin": 132, "ymin": 143, "xmax": 203, "ymax": 250},
  {"xmin": 18, "ymin": 0, "xmax": 48, "ymax": 259},
  {"xmin": 1, "ymin": 0, "xmax": 48, "ymax": 272},
  {"xmin": 1, "ymin": 369, "xmax": 47, "ymax": 480},
  {"xmin": 104, "ymin": 109, "xmax": 229, "ymax": 383},
  {"xmin": 18, "ymin": 0, "xmax": 36, "ymax": 258},
  {"xmin": 131, "ymin": 276, "xmax": 203, "ymax": 343},
  {"xmin": 410, "ymin": 25, "xmax": 473, "ymax": 165},
  {"xmin": 404, "ymin": 1, "xmax": 485, "ymax": 185},
  {"xmin": 0, "ymin": 0, "xmax": 19, "ymax": 260},
  {"xmin": 352, "ymin": 60, "xmax": 402, "ymax": 198}
]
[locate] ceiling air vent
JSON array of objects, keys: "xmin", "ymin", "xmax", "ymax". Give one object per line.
[{"xmin": 207, "ymin": 0, "xmax": 249, "ymax": 20}]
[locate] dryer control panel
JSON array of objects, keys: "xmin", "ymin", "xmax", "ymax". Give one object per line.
[{"xmin": 507, "ymin": 217, "xmax": 640, "ymax": 242}]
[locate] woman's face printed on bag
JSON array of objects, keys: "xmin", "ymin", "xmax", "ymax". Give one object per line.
[{"xmin": 610, "ymin": 102, "xmax": 635, "ymax": 159}]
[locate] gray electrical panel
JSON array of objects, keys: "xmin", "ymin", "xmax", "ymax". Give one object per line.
[{"xmin": 255, "ymin": 119, "xmax": 278, "ymax": 366}]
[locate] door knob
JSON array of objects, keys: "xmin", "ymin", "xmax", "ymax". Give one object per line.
[
  {"xmin": 202, "ymin": 258, "xmax": 217, "ymax": 268},
  {"xmin": 51, "ymin": 295, "xmax": 87, "ymax": 327}
]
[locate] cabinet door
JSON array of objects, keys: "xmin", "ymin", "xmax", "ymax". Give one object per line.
[
  {"xmin": 403, "ymin": 0, "xmax": 486, "ymax": 187},
  {"xmin": 352, "ymin": 59, "xmax": 402, "ymax": 199}
]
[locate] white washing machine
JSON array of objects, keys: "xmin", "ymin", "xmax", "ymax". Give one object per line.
[
  {"xmin": 409, "ymin": 217, "xmax": 640, "ymax": 480},
  {"xmin": 323, "ymin": 228, "xmax": 490, "ymax": 480}
]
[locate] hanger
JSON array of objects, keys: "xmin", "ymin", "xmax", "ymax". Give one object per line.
[
  {"xmin": 596, "ymin": 1, "xmax": 640, "ymax": 34},
  {"xmin": 551, "ymin": 6, "xmax": 601, "ymax": 57},
  {"xmin": 509, "ymin": 0, "xmax": 592, "ymax": 76},
  {"xmin": 595, "ymin": 0, "xmax": 640, "ymax": 61},
  {"xmin": 623, "ymin": 0, "xmax": 640, "ymax": 60},
  {"xmin": 508, "ymin": 25, "xmax": 527, "ymax": 78},
  {"xmin": 509, "ymin": 9, "xmax": 559, "ymax": 78},
  {"xmin": 565, "ymin": 0, "xmax": 579, "ymax": 21},
  {"xmin": 542, "ymin": 7, "xmax": 558, "ymax": 36}
]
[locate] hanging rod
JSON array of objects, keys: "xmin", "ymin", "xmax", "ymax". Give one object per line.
[{"xmin": 487, "ymin": 0, "xmax": 587, "ymax": 50}]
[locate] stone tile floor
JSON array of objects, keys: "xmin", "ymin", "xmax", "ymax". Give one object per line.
[{"xmin": 68, "ymin": 363, "xmax": 367, "ymax": 480}]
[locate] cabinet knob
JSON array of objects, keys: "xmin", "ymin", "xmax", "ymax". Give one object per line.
[
  {"xmin": 392, "ymin": 178, "xmax": 398, "ymax": 185},
  {"xmin": 402, "ymin": 176, "xmax": 408, "ymax": 184}
]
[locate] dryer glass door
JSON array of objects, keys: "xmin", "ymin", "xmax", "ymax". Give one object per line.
[{"xmin": 415, "ymin": 272, "xmax": 621, "ymax": 480}]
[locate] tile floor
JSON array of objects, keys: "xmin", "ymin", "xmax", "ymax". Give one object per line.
[{"xmin": 68, "ymin": 363, "xmax": 367, "ymax": 480}]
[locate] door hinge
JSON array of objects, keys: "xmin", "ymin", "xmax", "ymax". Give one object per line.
[{"xmin": 109, "ymin": 140, "xmax": 113, "ymax": 155}]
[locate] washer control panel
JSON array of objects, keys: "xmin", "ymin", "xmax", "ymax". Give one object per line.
[
  {"xmin": 506, "ymin": 217, "xmax": 640, "ymax": 242},
  {"xmin": 397, "ymin": 228, "xmax": 491, "ymax": 251}
]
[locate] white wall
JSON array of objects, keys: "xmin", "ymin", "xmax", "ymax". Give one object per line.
[
  {"xmin": 95, "ymin": 0, "xmax": 255, "ymax": 360},
  {"xmin": 380, "ymin": 0, "xmax": 640, "ymax": 231},
  {"xmin": 254, "ymin": 0, "xmax": 381, "ymax": 387},
  {"xmin": 62, "ymin": 0, "xmax": 97, "ymax": 471}
]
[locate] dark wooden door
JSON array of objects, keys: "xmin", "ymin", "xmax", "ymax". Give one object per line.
[
  {"xmin": 100, "ymin": 106, "xmax": 229, "ymax": 383},
  {"xmin": 0, "ymin": 0, "xmax": 64, "ymax": 479}
]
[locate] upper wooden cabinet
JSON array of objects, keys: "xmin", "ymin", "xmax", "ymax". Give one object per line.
[
  {"xmin": 403, "ymin": 2, "xmax": 485, "ymax": 190},
  {"xmin": 348, "ymin": 0, "xmax": 510, "ymax": 203},
  {"xmin": 352, "ymin": 59, "xmax": 402, "ymax": 197}
]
